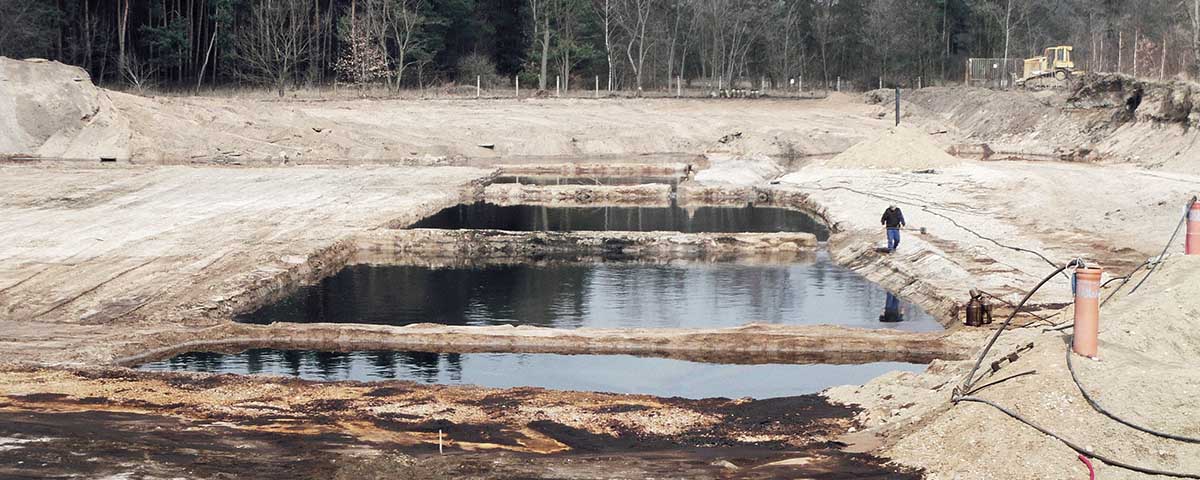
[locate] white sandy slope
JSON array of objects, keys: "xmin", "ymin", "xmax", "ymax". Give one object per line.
[{"xmin": 0, "ymin": 57, "xmax": 129, "ymax": 159}]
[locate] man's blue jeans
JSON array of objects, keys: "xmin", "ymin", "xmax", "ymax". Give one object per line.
[{"xmin": 887, "ymin": 228, "xmax": 901, "ymax": 251}]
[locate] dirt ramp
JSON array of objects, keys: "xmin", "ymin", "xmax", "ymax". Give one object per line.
[{"xmin": 0, "ymin": 57, "xmax": 129, "ymax": 160}]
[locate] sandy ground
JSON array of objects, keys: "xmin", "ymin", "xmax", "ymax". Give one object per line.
[
  {"xmin": 763, "ymin": 140, "xmax": 1200, "ymax": 477},
  {"xmin": 3, "ymin": 57, "xmax": 1200, "ymax": 479},
  {"xmin": 0, "ymin": 164, "xmax": 488, "ymax": 363}
]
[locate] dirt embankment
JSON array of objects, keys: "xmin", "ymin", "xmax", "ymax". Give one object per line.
[
  {"xmin": 871, "ymin": 74, "xmax": 1200, "ymax": 172},
  {"xmin": 0, "ymin": 57, "xmax": 129, "ymax": 160}
]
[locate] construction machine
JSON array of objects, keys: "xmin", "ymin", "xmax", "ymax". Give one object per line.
[{"xmin": 1016, "ymin": 46, "xmax": 1081, "ymax": 88}]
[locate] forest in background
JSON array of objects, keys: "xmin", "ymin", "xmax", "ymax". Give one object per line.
[{"xmin": 1, "ymin": 0, "xmax": 1198, "ymax": 95}]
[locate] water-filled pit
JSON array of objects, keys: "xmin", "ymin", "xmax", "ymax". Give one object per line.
[
  {"xmin": 410, "ymin": 201, "xmax": 831, "ymax": 238},
  {"xmin": 138, "ymin": 349, "xmax": 925, "ymax": 399},
  {"xmin": 187, "ymin": 192, "xmax": 942, "ymax": 398},
  {"xmin": 491, "ymin": 175, "xmax": 684, "ymax": 186},
  {"xmin": 237, "ymin": 253, "xmax": 939, "ymax": 332}
]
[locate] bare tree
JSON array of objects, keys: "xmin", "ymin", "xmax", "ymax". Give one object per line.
[
  {"xmin": 552, "ymin": 0, "xmax": 586, "ymax": 91},
  {"xmin": 529, "ymin": 0, "xmax": 552, "ymax": 90},
  {"xmin": 1191, "ymin": 0, "xmax": 1200, "ymax": 75},
  {"xmin": 614, "ymin": 0, "xmax": 653, "ymax": 91},
  {"xmin": 117, "ymin": 0, "xmax": 130, "ymax": 80},
  {"xmin": 384, "ymin": 0, "xmax": 427, "ymax": 90},
  {"xmin": 122, "ymin": 53, "xmax": 159, "ymax": 94},
  {"xmin": 233, "ymin": 0, "xmax": 313, "ymax": 96},
  {"xmin": 592, "ymin": 0, "xmax": 615, "ymax": 90},
  {"xmin": 811, "ymin": 0, "xmax": 835, "ymax": 88}
]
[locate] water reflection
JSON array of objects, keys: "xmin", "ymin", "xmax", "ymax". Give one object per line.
[
  {"xmin": 409, "ymin": 202, "xmax": 830, "ymax": 240},
  {"xmin": 238, "ymin": 252, "xmax": 941, "ymax": 332},
  {"xmin": 880, "ymin": 292, "xmax": 905, "ymax": 323},
  {"xmin": 138, "ymin": 349, "xmax": 927, "ymax": 399},
  {"xmin": 492, "ymin": 176, "xmax": 682, "ymax": 186}
]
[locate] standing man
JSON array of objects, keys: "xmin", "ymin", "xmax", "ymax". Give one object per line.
[{"xmin": 881, "ymin": 204, "xmax": 906, "ymax": 252}]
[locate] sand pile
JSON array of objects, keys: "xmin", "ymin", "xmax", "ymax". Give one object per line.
[
  {"xmin": 694, "ymin": 153, "xmax": 785, "ymax": 185},
  {"xmin": 820, "ymin": 126, "xmax": 961, "ymax": 170},
  {"xmin": 0, "ymin": 57, "xmax": 129, "ymax": 159},
  {"xmin": 1096, "ymin": 254, "xmax": 1200, "ymax": 361}
]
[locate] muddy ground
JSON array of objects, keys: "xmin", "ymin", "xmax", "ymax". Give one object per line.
[{"xmin": 2, "ymin": 57, "xmax": 1200, "ymax": 478}]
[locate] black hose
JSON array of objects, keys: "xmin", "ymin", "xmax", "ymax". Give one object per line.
[
  {"xmin": 954, "ymin": 396, "xmax": 1200, "ymax": 478},
  {"xmin": 1066, "ymin": 337, "xmax": 1200, "ymax": 443},
  {"xmin": 1045, "ymin": 260, "xmax": 1147, "ymax": 332},
  {"xmin": 1046, "ymin": 195, "xmax": 1198, "ymax": 332},
  {"xmin": 977, "ymin": 289, "xmax": 1054, "ymax": 326},
  {"xmin": 1129, "ymin": 196, "xmax": 1197, "ymax": 295},
  {"xmin": 792, "ymin": 184, "xmax": 1066, "ymax": 275},
  {"xmin": 957, "ymin": 260, "xmax": 1078, "ymax": 394}
]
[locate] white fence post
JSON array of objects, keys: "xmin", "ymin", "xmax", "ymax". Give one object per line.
[
  {"xmin": 556, "ymin": 76, "xmax": 561, "ymax": 97},
  {"xmin": 799, "ymin": 76, "xmax": 803, "ymax": 96},
  {"xmin": 837, "ymin": 76, "xmax": 841, "ymax": 92},
  {"xmin": 515, "ymin": 76, "xmax": 519, "ymax": 97},
  {"xmin": 476, "ymin": 75, "xmax": 481, "ymax": 98},
  {"xmin": 595, "ymin": 76, "xmax": 599, "ymax": 98}
]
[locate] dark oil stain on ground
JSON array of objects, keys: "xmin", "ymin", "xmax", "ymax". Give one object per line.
[{"xmin": 0, "ymin": 368, "xmax": 923, "ymax": 479}]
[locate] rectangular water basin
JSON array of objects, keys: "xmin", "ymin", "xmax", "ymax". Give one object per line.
[
  {"xmin": 237, "ymin": 253, "xmax": 941, "ymax": 332},
  {"xmin": 410, "ymin": 202, "xmax": 831, "ymax": 240},
  {"xmin": 138, "ymin": 349, "xmax": 927, "ymax": 399}
]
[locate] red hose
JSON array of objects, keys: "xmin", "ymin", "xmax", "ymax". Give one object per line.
[{"xmin": 1079, "ymin": 454, "xmax": 1095, "ymax": 480}]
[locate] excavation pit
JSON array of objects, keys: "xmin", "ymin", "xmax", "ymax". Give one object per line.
[
  {"xmin": 137, "ymin": 348, "xmax": 926, "ymax": 399},
  {"xmin": 236, "ymin": 254, "xmax": 940, "ymax": 332},
  {"xmin": 409, "ymin": 201, "xmax": 831, "ymax": 239},
  {"xmin": 216, "ymin": 195, "xmax": 946, "ymax": 402},
  {"xmin": 491, "ymin": 175, "xmax": 684, "ymax": 186}
]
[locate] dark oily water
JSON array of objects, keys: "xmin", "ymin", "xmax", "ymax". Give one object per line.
[
  {"xmin": 410, "ymin": 202, "xmax": 831, "ymax": 240},
  {"xmin": 492, "ymin": 175, "xmax": 683, "ymax": 186},
  {"xmin": 138, "ymin": 349, "xmax": 927, "ymax": 399},
  {"xmin": 238, "ymin": 252, "xmax": 941, "ymax": 332}
]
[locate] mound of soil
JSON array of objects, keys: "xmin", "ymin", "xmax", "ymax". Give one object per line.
[
  {"xmin": 0, "ymin": 57, "xmax": 129, "ymax": 160},
  {"xmin": 820, "ymin": 126, "xmax": 960, "ymax": 170}
]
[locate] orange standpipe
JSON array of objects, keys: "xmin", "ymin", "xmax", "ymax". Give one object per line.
[
  {"xmin": 1187, "ymin": 201, "xmax": 1200, "ymax": 255},
  {"xmin": 1073, "ymin": 266, "xmax": 1103, "ymax": 357}
]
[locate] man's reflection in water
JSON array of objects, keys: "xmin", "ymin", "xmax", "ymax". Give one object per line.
[{"xmin": 879, "ymin": 292, "xmax": 904, "ymax": 323}]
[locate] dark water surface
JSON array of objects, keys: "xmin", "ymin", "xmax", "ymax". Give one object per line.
[
  {"xmin": 492, "ymin": 175, "xmax": 683, "ymax": 186},
  {"xmin": 138, "ymin": 349, "xmax": 926, "ymax": 399},
  {"xmin": 237, "ymin": 252, "xmax": 940, "ymax": 332},
  {"xmin": 410, "ymin": 202, "xmax": 831, "ymax": 240}
]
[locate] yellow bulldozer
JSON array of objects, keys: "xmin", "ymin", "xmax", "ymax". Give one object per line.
[{"xmin": 1016, "ymin": 46, "xmax": 1082, "ymax": 88}]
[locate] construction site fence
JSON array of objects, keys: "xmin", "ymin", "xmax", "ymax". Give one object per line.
[{"xmin": 966, "ymin": 58, "xmax": 1023, "ymax": 89}]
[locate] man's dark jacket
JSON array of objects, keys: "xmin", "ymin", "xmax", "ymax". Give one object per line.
[{"xmin": 881, "ymin": 207, "xmax": 906, "ymax": 229}]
